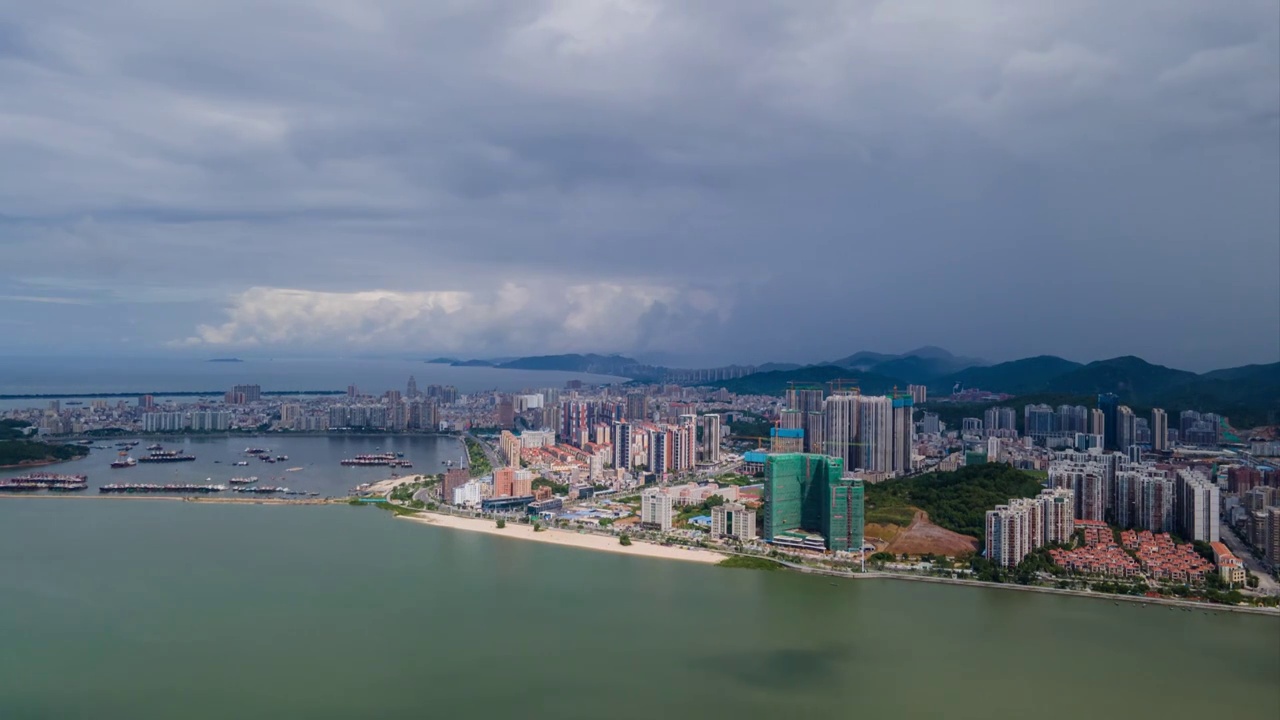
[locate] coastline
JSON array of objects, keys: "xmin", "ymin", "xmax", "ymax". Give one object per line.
[
  {"xmin": 401, "ymin": 512, "xmax": 725, "ymax": 565},
  {"xmin": 2, "ymin": 494, "xmax": 1274, "ymax": 615}
]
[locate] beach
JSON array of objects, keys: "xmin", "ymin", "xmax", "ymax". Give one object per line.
[{"xmin": 403, "ymin": 511, "xmax": 726, "ymax": 564}]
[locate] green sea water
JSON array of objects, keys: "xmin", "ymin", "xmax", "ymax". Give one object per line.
[{"xmin": 1, "ymin": 500, "xmax": 1277, "ymax": 720}]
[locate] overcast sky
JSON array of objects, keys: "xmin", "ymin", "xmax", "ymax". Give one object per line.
[{"xmin": 2, "ymin": 0, "xmax": 1277, "ymax": 370}]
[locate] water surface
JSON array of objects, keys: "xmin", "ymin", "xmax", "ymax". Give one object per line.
[{"xmin": 0, "ymin": 501, "xmax": 1276, "ymax": 720}]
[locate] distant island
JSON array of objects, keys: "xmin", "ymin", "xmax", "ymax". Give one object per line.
[{"xmin": 207, "ymin": 358, "xmax": 244, "ymax": 363}]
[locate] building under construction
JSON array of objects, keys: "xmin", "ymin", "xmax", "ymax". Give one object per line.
[{"xmin": 763, "ymin": 453, "xmax": 864, "ymax": 552}]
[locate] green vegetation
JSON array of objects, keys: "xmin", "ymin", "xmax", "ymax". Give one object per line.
[
  {"xmin": 0, "ymin": 425, "xmax": 90, "ymax": 467},
  {"xmin": 496, "ymin": 517, "xmax": 506, "ymax": 529},
  {"xmin": 676, "ymin": 495, "xmax": 725, "ymax": 527},
  {"xmin": 619, "ymin": 534, "xmax": 632, "ymax": 546},
  {"xmin": 532, "ymin": 477, "xmax": 569, "ymax": 495},
  {"xmin": 726, "ymin": 411, "xmax": 773, "ymax": 439},
  {"xmin": 712, "ymin": 472, "xmax": 757, "ymax": 487},
  {"xmin": 718, "ymin": 555, "xmax": 783, "ymax": 571},
  {"xmin": 714, "ymin": 366, "xmax": 902, "ymax": 397},
  {"xmin": 464, "ymin": 437, "xmax": 492, "ymax": 478},
  {"xmin": 863, "ymin": 505, "xmax": 917, "ymax": 527},
  {"xmin": 865, "ymin": 464, "xmax": 1044, "ymax": 541}
]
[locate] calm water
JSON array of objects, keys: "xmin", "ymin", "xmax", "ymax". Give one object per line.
[
  {"xmin": 0, "ymin": 435, "xmax": 464, "ymax": 497},
  {"xmin": 0, "ymin": 356, "xmax": 625, "ymax": 398},
  {"xmin": 1, "ymin": 501, "xmax": 1277, "ymax": 720}
]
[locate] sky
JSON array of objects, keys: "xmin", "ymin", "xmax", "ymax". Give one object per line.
[{"xmin": 2, "ymin": 0, "xmax": 1277, "ymax": 371}]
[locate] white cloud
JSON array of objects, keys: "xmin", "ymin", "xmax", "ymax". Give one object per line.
[{"xmin": 175, "ymin": 282, "xmax": 730, "ymax": 355}]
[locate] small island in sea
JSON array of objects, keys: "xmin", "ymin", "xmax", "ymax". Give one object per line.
[{"xmin": 207, "ymin": 358, "xmax": 245, "ymax": 363}]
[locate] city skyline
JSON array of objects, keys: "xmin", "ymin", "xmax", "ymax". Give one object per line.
[{"xmin": 2, "ymin": 2, "xmax": 1277, "ymax": 370}]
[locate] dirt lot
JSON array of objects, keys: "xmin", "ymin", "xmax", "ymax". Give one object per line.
[{"xmin": 882, "ymin": 510, "xmax": 979, "ymax": 557}]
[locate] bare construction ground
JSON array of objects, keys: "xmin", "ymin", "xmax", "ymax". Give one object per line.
[{"xmin": 883, "ymin": 510, "xmax": 979, "ymax": 557}]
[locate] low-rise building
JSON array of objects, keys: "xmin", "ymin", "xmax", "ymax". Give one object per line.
[{"xmin": 711, "ymin": 502, "xmax": 757, "ymax": 541}]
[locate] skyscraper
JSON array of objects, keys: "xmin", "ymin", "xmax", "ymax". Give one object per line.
[
  {"xmin": 1098, "ymin": 393, "xmax": 1120, "ymax": 451},
  {"xmin": 1176, "ymin": 469, "xmax": 1220, "ymax": 543},
  {"xmin": 1151, "ymin": 408, "xmax": 1168, "ymax": 451},
  {"xmin": 406, "ymin": 375, "xmax": 419, "ymax": 398},
  {"xmin": 857, "ymin": 396, "xmax": 892, "ymax": 473},
  {"xmin": 763, "ymin": 453, "xmax": 862, "ymax": 552},
  {"xmin": 699, "ymin": 414, "xmax": 722, "ymax": 464},
  {"xmin": 984, "ymin": 406, "xmax": 1017, "ymax": 437},
  {"xmin": 1024, "ymin": 404, "xmax": 1054, "ymax": 440},
  {"xmin": 822, "ymin": 393, "xmax": 859, "ymax": 469},
  {"xmin": 625, "ymin": 392, "xmax": 648, "ymax": 422},
  {"xmin": 1115, "ymin": 405, "xmax": 1136, "ymax": 453},
  {"xmin": 786, "ymin": 387, "xmax": 825, "ymax": 454},
  {"xmin": 890, "ymin": 395, "xmax": 913, "ymax": 476}
]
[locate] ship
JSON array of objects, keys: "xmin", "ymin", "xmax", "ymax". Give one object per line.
[
  {"xmin": 228, "ymin": 476, "xmax": 259, "ymax": 485},
  {"xmin": 231, "ymin": 485, "xmax": 289, "ymax": 494},
  {"xmin": 99, "ymin": 483, "xmax": 225, "ymax": 494},
  {"xmin": 137, "ymin": 450, "xmax": 196, "ymax": 463},
  {"xmin": 146, "ymin": 443, "xmax": 163, "ymax": 451},
  {"xmin": 233, "ymin": 460, "xmax": 249, "ymax": 466},
  {"xmin": 340, "ymin": 453, "xmax": 399, "ymax": 467},
  {"xmin": 110, "ymin": 455, "xmax": 137, "ymax": 469},
  {"xmin": 243, "ymin": 447, "xmax": 269, "ymax": 455},
  {"xmin": 0, "ymin": 473, "xmax": 89, "ymax": 492}
]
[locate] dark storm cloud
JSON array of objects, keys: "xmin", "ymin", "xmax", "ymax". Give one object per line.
[{"xmin": 1, "ymin": 0, "xmax": 1276, "ymax": 368}]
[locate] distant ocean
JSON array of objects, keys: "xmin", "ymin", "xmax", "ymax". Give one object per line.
[{"xmin": 0, "ymin": 356, "xmax": 626, "ymax": 397}]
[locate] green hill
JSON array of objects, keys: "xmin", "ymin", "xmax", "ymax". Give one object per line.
[
  {"xmin": 1045, "ymin": 356, "xmax": 1198, "ymax": 398},
  {"xmin": 932, "ymin": 355, "xmax": 1083, "ymax": 395},
  {"xmin": 865, "ymin": 464, "xmax": 1045, "ymax": 542},
  {"xmin": 713, "ymin": 366, "xmax": 905, "ymax": 396}
]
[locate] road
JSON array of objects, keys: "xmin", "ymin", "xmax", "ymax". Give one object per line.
[
  {"xmin": 464, "ymin": 432, "xmax": 501, "ymax": 473},
  {"xmin": 1219, "ymin": 520, "xmax": 1279, "ymax": 595}
]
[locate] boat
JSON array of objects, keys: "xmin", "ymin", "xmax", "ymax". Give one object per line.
[
  {"xmin": 100, "ymin": 483, "xmax": 225, "ymax": 494},
  {"xmin": 275, "ymin": 455, "xmax": 288, "ymax": 461},
  {"xmin": 146, "ymin": 443, "xmax": 163, "ymax": 451},
  {"xmin": 228, "ymin": 476, "xmax": 259, "ymax": 485},
  {"xmin": 233, "ymin": 460, "xmax": 249, "ymax": 466},
  {"xmin": 244, "ymin": 447, "xmax": 268, "ymax": 455},
  {"xmin": 110, "ymin": 455, "xmax": 137, "ymax": 469},
  {"xmin": 137, "ymin": 450, "xmax": 196, "ymax": 463},
  {"xmin": 0, "ymin": 473, "xmax": 89, "ymax": 492}
]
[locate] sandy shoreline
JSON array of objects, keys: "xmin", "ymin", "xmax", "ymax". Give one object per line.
[{"xmin": 402, "ymin": 512, "xmax": 725, "ymax": 564}]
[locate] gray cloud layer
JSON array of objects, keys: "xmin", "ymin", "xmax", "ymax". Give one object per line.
[{"xmin": 2, "ymin": 0, "xmax": 1277, "ymax": 368}]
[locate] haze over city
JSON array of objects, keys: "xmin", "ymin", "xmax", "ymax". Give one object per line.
[{"xmin": 2, "ymin": 1, "xmax": 1277, "ymax": 370}]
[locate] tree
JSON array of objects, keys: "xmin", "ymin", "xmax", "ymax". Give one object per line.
[
  {"xmin": 619, "ymin": 534, "xmax": 632, "ymax": 546},
  {"xmin": 496, "ymin": 518, "xmax": 506, "ymax": 529}
]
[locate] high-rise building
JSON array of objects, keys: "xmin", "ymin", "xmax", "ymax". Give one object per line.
[
  {"xmin": 786, "ymin": 388, "xmax": 825, "ymax": 454},
  {"xmin": 920, "ymin": 412, "xmax": 941, "ymax": 435},
  {"xmin": 857, "ymin": 396, "xmax": 892, "ymax": 473},
  {"xmin": 497, "ymin": 397, "xmax": 515, "ymax": 429},
  {"xmin": 648, "ymin": 428, "xmax": 671, "ymax": 475},
  {"xmin": 984, "ymin": 407, "xmax": 1017, "ymax": 437},
  {"xmin": 1055, "ymin": 405, "xmax": 1089, "ymax": 434},
  {"xmin": 822, "ymin": 393, "xmax": 859, "ymax": 469},
  {"xmin": 493, "ymin": 467, "xmax": 516, "ymax": 497},
  {"xmin": 640, "ymin": 489, "xmax": 674, "ymax": 531},
  {"xmin": 985, "ymin": 488, "xmax": 1075, "ymax": 568},
  {"xmin": 625, "ymin": 392, "xmax": 648, "ymax": 422},
  {"xmin": 406, "ymin": 375, "xmax": 419, "ymax": 398},
  {"xmin": 230, "ymin": 384, "xmax": 261, "ymax": 404},
  {"xmin": 961, "ymin": 418, "xmax": 983, "ymax": 435},
  {"xmin": 280, "ymin": 403, "xmax": 302, "ymax": 429},
  {"xmin": 907, "ymin": 384, "xmax": 927, "ymax": 404},
  {"xmin": 890, "ymin": 396, "xmax": 914, "ymax": 476},
  {"xmin": 612, "ymin": 422, "xmax": 633, "ymax": 470},
  {"xmin": 560, "ymin": 401, "xmax": 589, "ymax": 446},
  {"xmin": 1115, "ymin": 405, "xmax": 1136, "ymax": 454},
  {"xmin": 1265, "ymin": 507, "xmax": 1280, "ymax": 566},
  {"xmin": 499, "ymin": 431, "xmax": 521, "ymax": 467},
  {"xmin": 1151, "ymin": 409, "xmax": 1168, "ymax": 451},
  {"xmin": 763, "ymin": 453, "xmax": 862, "ymax": 552},
  {"xmin": 1176, "ymin": 469, "xmax": 1220, "ymax": 543},
  {"xmin": 699, "ymin": 414, "xmax": 722, "ymax": 464},
  {"xmin": 1089, "ymin": 408, "xmax": 1105, "ymax": 437},
  {"xmin": 1098, "ymin": 393, "xmax": 1120, "ymax": 451},
  {"xmin": 1023, "ymin": 404, "xmax": 1054, "ymax": 440},
  {"xmin": 711, "ymin": 502, "xmax": 757, "ymax": 540},
  {"xmin": 673, "ymin": 418, "xmax": 696, "ymax": 473}
]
